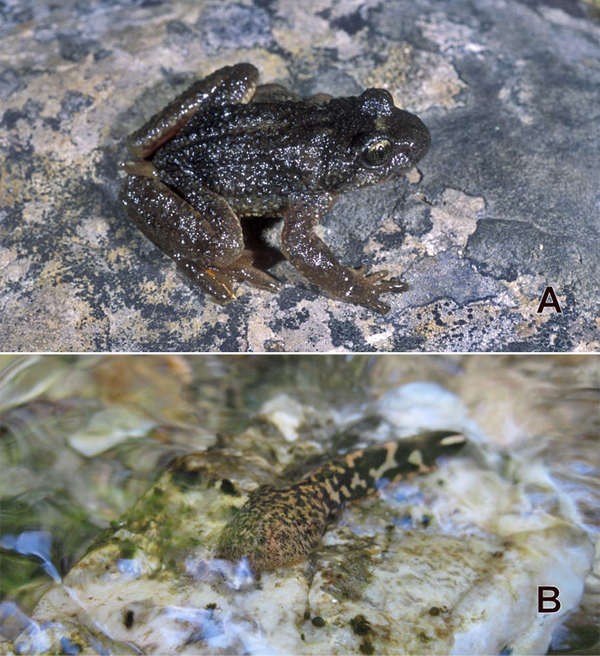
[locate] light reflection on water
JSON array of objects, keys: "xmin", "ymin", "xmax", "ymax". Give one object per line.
[{"xmin": 0, "ymin": 531, "xmax": 60, "ymax": 583}]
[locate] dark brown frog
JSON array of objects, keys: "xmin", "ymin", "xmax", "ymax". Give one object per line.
[{"xmin": 120, "ymin": 63, "xmax": 431, "ymax": 313}]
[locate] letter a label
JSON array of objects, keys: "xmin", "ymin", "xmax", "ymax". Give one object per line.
[
  {"xmin": 538, "ymin": 586, "xmax": 561, "ymax": 613},
  {"xmin": 537, "ymin": 287, "xmax": 562, "ymax": 313}
]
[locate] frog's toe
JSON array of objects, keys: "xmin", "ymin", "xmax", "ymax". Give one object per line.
[
  {"xmin": 362, "ymin": 269, "xmax": 389, "ymax": 283},
  {"xmin": 230, "ymin": 266, "xmax": 282, "ymax": 292},
  {"xmin": 177, "ymin": 260, "xmax": 236, "ymax": 304},
  {"xmin": 223, "ymin": 252, "xmax": 282, "ymax": 293},
  {"xmin": 244, "ymin": 271, "xmax": 282, "ymax": 292},
  {"xmin": 353, "ymin": 271, "xmax": 409, "ymax": 313},
  {"xmin": 374, "ymin": 278, "xmax": 409, "ymax": 294}
]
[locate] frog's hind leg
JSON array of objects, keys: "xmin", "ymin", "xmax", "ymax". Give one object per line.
[
  {"xmin": 127, "ymin": 63, "xmax": 259, "ymax": 159},
  {"xmin": 120, "ymin": 174, "xmax": 280, "ymax": 303},
  {"xmin": 120, "ymin": 174, "xmax": 245, "ymax": 301}
]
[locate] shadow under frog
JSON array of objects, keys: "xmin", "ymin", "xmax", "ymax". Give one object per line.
[{"xmin": 120, "ymin": 63, "xmax": 431, "ymax": 313}]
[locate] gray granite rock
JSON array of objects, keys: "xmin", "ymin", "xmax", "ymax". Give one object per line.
[{"xmin": 1, "ymin": 0, "xmax": 598, "ymax": 352}]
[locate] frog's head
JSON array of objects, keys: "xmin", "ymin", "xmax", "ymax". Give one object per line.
[{"xmin": 342, "ymin": 88, "xmax": 431, "ymax": 189}]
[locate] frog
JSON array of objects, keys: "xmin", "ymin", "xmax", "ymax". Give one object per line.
[
  {"xmin": 119, "ymin": 63, "xmax": 431, "ymax": 313},
  {"xmin": 216, "ymin": 430, "xmax": 466, "ymax": 571}
]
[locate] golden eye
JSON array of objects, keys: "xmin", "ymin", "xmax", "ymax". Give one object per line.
[
  {"xmin": 257, "ymin": 534, "xmax": 266, "ymax": 545},
  {"xmin": 362, "ymin": 138, "xmax": 393, "ymax": 167}
]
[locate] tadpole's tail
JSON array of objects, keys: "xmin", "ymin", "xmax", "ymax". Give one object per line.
[
  {"xmin": 304, "ymin": 430, "xmax": 467, "ymax": 508},
  {"xmin": 418, "ymin": 430, "xmax": 468, "ymax": 459}
]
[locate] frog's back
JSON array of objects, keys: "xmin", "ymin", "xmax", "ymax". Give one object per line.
[{"xmin": 152, "ymin": 98, "xmax": 360, "ymax": 214}]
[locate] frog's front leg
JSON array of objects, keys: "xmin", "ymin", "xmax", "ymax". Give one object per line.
[
  {"xmin": 281, "ymin": 195, "xmax": 408, "ymax": 314},
  {"xmin": 126, "ymin": 63, "xmax": 259, "ymax": 159},
  {"xmin": 120, "ymin": 172, "xmax": 280, "ymax": 303}
]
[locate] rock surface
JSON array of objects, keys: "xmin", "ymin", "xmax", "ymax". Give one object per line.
[
  {"xmin": 1, "ymin": 0, "xmax": 599, "ymax": 351},
  {"xmin": 15, "ymin": 443, "xmax": 593, "ymax": 655}
]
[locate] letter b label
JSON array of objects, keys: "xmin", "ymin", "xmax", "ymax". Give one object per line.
[{"xmin": 538, "ymin": 586, "xmax": 561, "ymax": 613}]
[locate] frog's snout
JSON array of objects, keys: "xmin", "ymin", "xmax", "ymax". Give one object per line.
[
  {"xmin": 411, "ymin": 120, "xmax": 431, "ymax": 162},
  {"xmin": 397, "ymin": 112, "xmax": 431, "ymax": 164}
]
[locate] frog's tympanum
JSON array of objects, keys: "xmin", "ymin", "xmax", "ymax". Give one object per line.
[
  {"xmin": 120, "ymin": 63, "xmax": 431, "ymax": 313},
  {"xmin": 216, "ymin": 431, "xmax": 466, "ymax": 571}
]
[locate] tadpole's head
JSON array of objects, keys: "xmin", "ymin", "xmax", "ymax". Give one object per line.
[{"xmin": 215, "ymin": 487, "xmax": 324, "ymax": 572}]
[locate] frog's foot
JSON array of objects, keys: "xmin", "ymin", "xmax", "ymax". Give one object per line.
[
  {"xmin": 177, "ymin": 259, "xmax": 237, "ymax": 304},
  {"xmin": 178, "ymin": 252, "xmax": 280, "ymax": 304},
  {"xmin": 224, "ymin": 251, "xmax": 282, "ymax": 292},
  {"xmin": 341, "ymin": 267, "xmax": 409, "ymax": 314}
]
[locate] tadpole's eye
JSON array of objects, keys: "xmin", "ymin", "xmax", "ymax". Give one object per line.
[{"xmin": 361, "ymin": 137, "xmax": 393, "ymax": 167}]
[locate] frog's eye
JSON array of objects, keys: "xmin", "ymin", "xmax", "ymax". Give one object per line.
[
  {"xmin": 256, "ymin": 534, "xmax": 267, "ymax": 545},
  {"xmin": 361, "ymin": 137, "xmax": 393, "ymax": 168}
]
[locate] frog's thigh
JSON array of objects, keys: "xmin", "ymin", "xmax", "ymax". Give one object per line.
[
  {"xmin": 127, "ymin": 63, "xmax": 259, "ymax": 158},
  {"xmin": 120, "ymin": 175, "xmax": 243, "ymax": 267}
]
